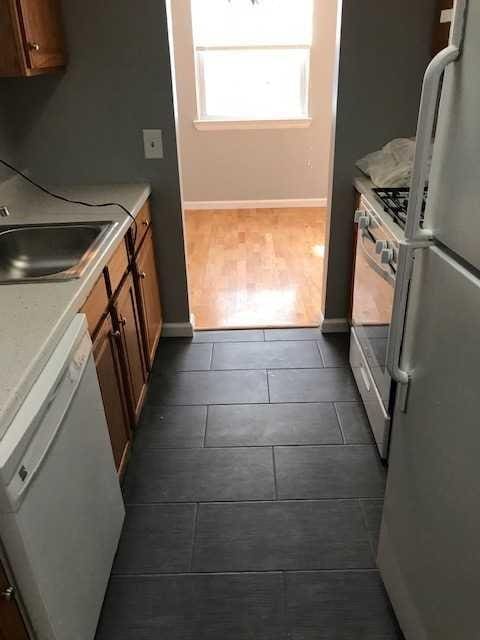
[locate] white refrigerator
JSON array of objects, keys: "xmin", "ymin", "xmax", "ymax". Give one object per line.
[{"xmin": 378, "ymin": 1, "xmax": 480, "ymax": 639}]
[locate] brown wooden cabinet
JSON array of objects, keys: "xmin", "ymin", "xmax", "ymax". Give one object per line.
[
  {"xmin": 81, "ymin": 197, "xmax": 163, "ymax": 472},
  {"xmin": 135, "ymin": 228, "xmax": 163, "ymax": 369},
  {"xmin": 114, "ymin": 273, "xmax": 148, "ymax": 423},
  {"xmin": 0, "ymin": 562, "xmax": 29, "ymax": 640},
  {"xmin": 0, "ymin": 0, "xmax": 66, "ymax": 77},
  {"xmin": 92, "ymin": 314, "xmax": 131, "ymax": 476}
]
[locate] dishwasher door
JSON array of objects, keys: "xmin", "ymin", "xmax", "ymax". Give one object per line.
[{"xmin": 0, "ymin": 315, "xmax": 125, "ymax": 640}]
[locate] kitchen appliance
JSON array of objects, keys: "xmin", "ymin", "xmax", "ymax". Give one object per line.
[
  {"xmin": 372, "ymin": 187, "xmax": 427, "ymax": 230},
  {"xmin": 0, "ymin": 314, "xmax": 125, "ymax": 640},
  {"xmin": 350, "ymin": 197, "xmax": 400, "ymax": 458},
  {"xmin": 377, "ymin": 1, "xmax": 480, "ymax": 638}
]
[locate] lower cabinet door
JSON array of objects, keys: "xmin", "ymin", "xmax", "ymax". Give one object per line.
[
  {"xmin": 93, "ymin": 314, "xmax": 132, "ymax": 474},
  {"xmin": 136, "ymin": 229, "xmax": 163, "ymax": 368},
  {"xmin": 115, "ymin": 273, "xmax": 148, "ymax": 423},
  {"xmin": 0, "ymin": 563, "xmax": 29, "ymax": 640}
]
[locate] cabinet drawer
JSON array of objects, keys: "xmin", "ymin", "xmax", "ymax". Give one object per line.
[
  {"xmin": 132, "ymin": 200, "xmax": 152, "ymax": 254},
  {"xmin": 107, "ymin": 239, "xmax": 129, "ymax": 294},
  {"xmin": 81, "ymin": 273, "xmax": 109, "ymax": 336}
]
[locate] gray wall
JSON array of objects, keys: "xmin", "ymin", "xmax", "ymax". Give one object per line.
[
  {"xmin": 1, "ymin": 0, "xmax": 190, "ymax": 324},
  {"xmin": 322, "ymin": 0, "xmax": 436, "ymax": 321},
  {"xmin": 0, "ymin": 96, "xmax": 20, "ymax": 181}
]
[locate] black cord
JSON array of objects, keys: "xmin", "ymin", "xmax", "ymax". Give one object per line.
[{"xmin": 0, "ymin": 158, "xmax": 138, "ymax": 246}]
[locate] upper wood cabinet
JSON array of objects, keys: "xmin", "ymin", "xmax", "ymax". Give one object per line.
[
  {"xmin": 0, "ymin": 561, "xmax": 29, "ymax": 640},
  {"xmin": 136, "ymin": 229, "xmax": 163, "ymax": 369},
  {"xmin": 0, "ymin": 0, "xmax": 66, "ymax": 77}
]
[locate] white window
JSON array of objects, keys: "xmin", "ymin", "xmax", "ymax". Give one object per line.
[{"xmin": 191, "ymin": 0, "xmax": 314, "ymax": 128}]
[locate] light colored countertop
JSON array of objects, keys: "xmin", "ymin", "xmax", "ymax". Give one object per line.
[{"xmin": 0, "ymin": 176, "xmax": 151, "ymax": 435}]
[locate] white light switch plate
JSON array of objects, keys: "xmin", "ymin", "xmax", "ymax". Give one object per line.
[
  {"xmin": 440, "ymin": 8, "xmax": 453, "ymax": 23},
  {"xmin": 143, "ymin": 129, "xmax": 164, "ymax": 159}
]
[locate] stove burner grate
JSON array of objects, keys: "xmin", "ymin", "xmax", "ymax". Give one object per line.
[{"xmin": 372, "ymin": 187, "xmax": 427, "ymax": 229}]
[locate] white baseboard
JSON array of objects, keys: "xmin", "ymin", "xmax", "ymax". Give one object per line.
[
  {"xmin": 320, "ymin": 317, "xmax": 350, "ymax": 333},
  {"xmin": 161, "ymin": 321, "xmax": 194, "ymax": 338},
  {"xmin": 184, "ymin": 198, "xmax": 327, "ymax": 211}
]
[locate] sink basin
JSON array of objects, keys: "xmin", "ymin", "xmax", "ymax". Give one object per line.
[{"xmin": 0, "ymin": 221, "xmax": 117, "ymax": 283}]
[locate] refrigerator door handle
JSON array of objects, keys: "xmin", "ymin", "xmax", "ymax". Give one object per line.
[
  {"xmin": 387, "ymin": 243, "xmax": 414, "ymax": 389},
  {"xmin": 387, "ymin": 240, "xmax": 431, "ymax": 410},
  {"xmin": 405, "ymin": 0, "xmax": 467, "ymax": 242}
]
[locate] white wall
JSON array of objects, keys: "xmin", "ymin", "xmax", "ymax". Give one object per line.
[{"xmin": 169, "ymin": 0, "xmax": 337, "ymax": 204}]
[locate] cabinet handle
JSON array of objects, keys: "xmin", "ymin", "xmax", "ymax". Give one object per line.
[
  {"xmin": 1, "ymin": 586, "xmax": 15, "ymax": 601},
  {"xmin": 119, "ymin": 316, "xmax": 127, "ymax": 326},
  {"xmin": 111, "ymin": 330, "xmax": 121, "ymax": 340},
  {"xmin": 29, "ymin": 42, "xmax": 40, "ymax": 51},
  {"xmin": 142, "ymin": 219, "xmax": 150, "ymax": 227},
  {"xmin": 139, "ymin": 271, "xmax": 146, "ymax": 279}
]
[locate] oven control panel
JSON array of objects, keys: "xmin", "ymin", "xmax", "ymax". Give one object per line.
[{"xmin": 355, "ymin": 196, "xmax": 399, "ymax": 271}]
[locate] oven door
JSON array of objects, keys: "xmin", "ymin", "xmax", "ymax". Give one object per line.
[{"xmin": 351, "ymin": 219, "xmax": 395, "ymax": 411}]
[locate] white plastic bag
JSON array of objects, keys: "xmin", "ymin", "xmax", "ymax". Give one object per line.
[{"xmin": 356, "ymin": 138, "xmax": 416, "ymax": 187}]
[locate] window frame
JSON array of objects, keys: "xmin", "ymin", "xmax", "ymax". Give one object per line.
[{"xmin": 191, "ymin": 18, "xmax": 313, "ymax": 130}]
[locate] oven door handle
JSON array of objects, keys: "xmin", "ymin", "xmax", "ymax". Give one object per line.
[{"xmin": 359, "ymin": 231, "xmax": 395, "ymax": 287}]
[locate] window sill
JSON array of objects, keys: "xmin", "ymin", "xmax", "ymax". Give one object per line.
[{"xmin": 193, "ymin": 118, "xmax": 312, "ymax": 131}]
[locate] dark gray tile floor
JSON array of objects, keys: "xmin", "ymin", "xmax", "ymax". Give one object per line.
[
  {"xmin": 335, "ymin": 401, "xmax": 374, "ymax": 444},
  {"xmin": 97, "ymin": 329, "xmax": 403, "ymax": 640},
  {"xmin": 211, "ymin": 340, "xmax": 324, "ymax": 369}
]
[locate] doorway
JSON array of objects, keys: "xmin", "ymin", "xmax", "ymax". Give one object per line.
[{"xmin": 168, "ymin": 0, "xmax": 337, "ymax": 329}]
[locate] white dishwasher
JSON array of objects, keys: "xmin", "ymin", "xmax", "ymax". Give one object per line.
[{"xmin": 0, "ymin": 314, "xmax": 125, "ymax": 640}]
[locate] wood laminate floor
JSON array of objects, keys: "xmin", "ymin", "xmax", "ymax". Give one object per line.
[{"xmin": 184, "ymin": 208, "xmax": 326, "ymax": 330}]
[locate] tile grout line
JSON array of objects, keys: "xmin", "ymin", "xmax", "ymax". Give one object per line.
[
  {"xmin": 333, "ymin": 402, "xmax": 347, "ymax": 445},
  {"xmin": 148, "ymin": 402, "xmax": 359, "ymax": 407},
  {"xmin": 202, "ymin": 406, "xmax": 209, "ymax": 447},
  {"xmin": 156, "ymin": 361, "xmax": 350, "ymax": 374},
  {"xmin": 140, "ymin": 443, "xmax": 370, "ymax": 450},
  {"xmin": 271, "ymin": 446, "xmax": 279, "ymax": 500},
  {"xmin": 111, "ymin": 568, "xmax": 382, "ymax": 579},
  {"xmin": 357, "ymin": 498, "xmax": 378, "ymax": 560},
  {"xmin": 315, "ymin": 340, "xmax": 326, "ymax": 367},
  {"xmin": 122, "ymin": 496, "xmax": 388, "ymax": 507},
  {"xmin": 266, "ymin": 368, "xmax": 271, "ymax": 403},
  {"xmin": 147, "ymin": 401, "xmax": 352, "ymax": 407},
  {"xmin": 189, "ymin": 503, "xmax": 200, "ymax": 572},
  {"xmin": 209, "ymin": 342, "xmax": 215, "ymax": 370},
  {"xmin": 127, "ymin": 444, "xmax": 377, "ymax": 451},
  {"xmin": 281, "ymin": 571, "xmax": 289, "ymax": 638},
  {"xmin": 203, "ymin": 365, "xmax": 348, "ymax": 373}
]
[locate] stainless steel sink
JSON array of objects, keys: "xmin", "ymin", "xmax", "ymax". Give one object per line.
[{"xmin": 0, "ymin": 221, "xmax": 117, "ymax": 283}]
